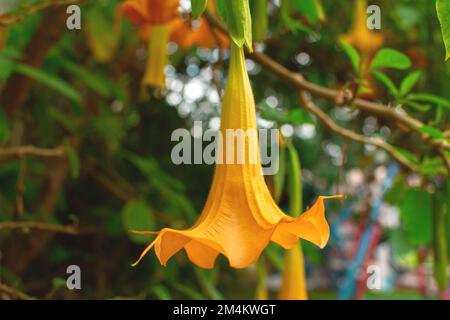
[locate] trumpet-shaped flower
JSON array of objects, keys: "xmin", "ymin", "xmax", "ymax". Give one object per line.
[
  {"xmin": 120, "ymin": 0, "xmax": 228, "ymax": 89},
  {"xmin": 131, "ymin": 43, "xmax": 342, "ymax": 269},
  {"xmin": 341, "ymin": 0, "xmax": 383, "ymax": 55}
]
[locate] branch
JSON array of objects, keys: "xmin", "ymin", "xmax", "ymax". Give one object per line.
[
  {"xmin": 298, "ymin": 91, "xmax": 421, "ymax": 173},
  {"xmin": 0, "ymin": 145, "xmax": 66, "ymax": 160},
  {"xmin": 0, "ymin": 221, "xmax": 83, "ymax": 235}
]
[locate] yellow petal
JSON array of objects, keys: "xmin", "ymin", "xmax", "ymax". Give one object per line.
[{"xmin": 142, "ymin": 24, "xmax": 169, "ymax": 89}]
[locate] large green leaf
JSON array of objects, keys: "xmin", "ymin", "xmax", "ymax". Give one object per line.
[
  {"xmin": 437, "ymin": 0, "xmax": 450, "ymax": 60},
  {"xmin": 415, "ymin": 125, "xmax": 447, "ymax": 141},
  {"xmin": 370, "ymin": 48, "xmax": 411, "ymax": 71}
]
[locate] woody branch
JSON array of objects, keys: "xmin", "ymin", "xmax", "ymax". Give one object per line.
[{"xmin": 203, "ymin": 10, "xmax": 450, "ymax": 175}]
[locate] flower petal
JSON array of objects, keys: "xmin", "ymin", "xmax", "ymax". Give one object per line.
[{"xmin": 119, "ymin": 0, "xmax": 149, "ymax": 26}]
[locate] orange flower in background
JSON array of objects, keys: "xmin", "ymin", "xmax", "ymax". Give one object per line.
[
  {"xmin": 120, "ymin": 0, "xmax": 228, "ymax": 89},
  {"xmin": 131, "ymin": 43, "xmax": 342, "ymax": 269},
  {"xmin": 279, "ymin": 243, "xmax": 308, "ymax": 299},
  {"xmin": 120, "ymin": 0, "xmax": 179, "ymax": 89}
]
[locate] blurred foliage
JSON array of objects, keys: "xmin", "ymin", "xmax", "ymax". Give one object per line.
[{"xmin": 0, "ymin": 0, "xmax": 449, "ymax": 300}]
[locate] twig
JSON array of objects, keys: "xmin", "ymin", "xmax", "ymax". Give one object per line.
[
  {"xmin": 298, "ymin": 91, "xmax": 421, "ymax": 173},
  {"xmin": 203, "ymin": 9, "xmax": 450, "ymax": 175},
  {"xmin": 0, "ymin": 221, "xmax": 83, "ymax": 235},
  {"xmin": 0, "ymin": 283, "xmax": 36, "ymax": 300},
  {"xmin": 0, "ymin": 145, "xmax": 66, "ymax": 159}
]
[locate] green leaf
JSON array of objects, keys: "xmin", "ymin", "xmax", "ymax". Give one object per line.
[
  {"xmin": 400, "ymin": 188, "xmax": 433, "ymax": 246},
  {"xmin": 372, "ymin": 70, "xmax": 399, "ymax": 96},
  {"xmin": 191, "ymin": 0, "xmax": 208, "ymax": 19},
  {"xmin": 250, "ymin": 0, "xmax": 268, "ymax": 42},
  {"xmin": 65, "ymin": 146, "xmax": 80, "ymax": 179},
  {"xmin": 399, "ymin": 70, "xmax": 422, "ymax": 97},
  {"xmin": 433, "ymin": 191, "xmax": 449, "ymax": 292},
  {"xmin": 404, "ymin": 101, "xmax": 431, "ymax": 113},
  {"xmin": 415, "ymin": 125, "xmax": 446, "ymax": 140},
  {"xmin": 370, "ymin": 48, "xmax": 411, "ymax": 71},
  {"xmin": 339, "ymin": 41, "xmax": 360, "ymax": 74},
  {"xmin": 292, "ymin": 0, "xmax": 320, "ymax": 24},
  {"xmin": 407, "ymin": 93, "xmax": 450, "ymax": 110},
  {"xmin": 394, "ymin": 148, "xmax": 419, "ymax": 164},
  {"xmin": 437, "ymin": 0, "xmax": 450, "ymax": 60},
  {"xmin": 225, "ymin": 0, "xmax": 253, "ymax": 51},
  {"xmin": 259, "ymin": 103, "xmax": 288, "ymax": 123},
  {"xmin": 15, "ymin": 63, "xmax": 81, "ymax": 103},
  {"xmin": 122, "ymin": 200, "xmax": 155, "ymax": 245},
  {"xmin": 59, "ymin": 59, "xmax": 112, "ymax": 98},
  {"xmin": 280, "ymin": 0, "xmax": 313, "ymax": 34},
  {"xmin": 216, "ymin": 0, "xmax": 228, "ymax": 21},
  {"xmin": 0, "ymin": 107, "xmax": 10, "ymax": 144}
]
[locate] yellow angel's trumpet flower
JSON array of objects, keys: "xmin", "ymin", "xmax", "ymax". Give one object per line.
[
  {"xmin": 131, "ymin": 43, "xmax": 342, "ymax": 269},
  {"xmin": 340, "ymin": 0, "xmax": 383, "ymax": 55}
]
